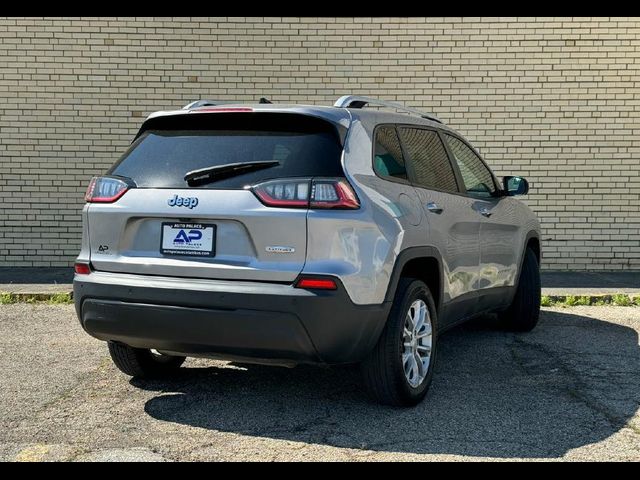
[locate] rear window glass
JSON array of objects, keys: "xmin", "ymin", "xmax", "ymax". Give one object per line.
[{"xmin": 109, "ymin": 113, "xmax": 345, "ymax": 189}]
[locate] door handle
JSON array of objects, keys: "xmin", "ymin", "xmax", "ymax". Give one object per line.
[
  {"xmin": 426, "ymin": 202, "xmax": 444, "ymax": 214},
  {"xmin": 479, "ymin": 208, "xmax": 492, "ymax": 218}
]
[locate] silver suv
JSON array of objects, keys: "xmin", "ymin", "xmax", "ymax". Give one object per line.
[{"xmin": 74, "ymin": 96, "xmax": 541, "ymax": 407}]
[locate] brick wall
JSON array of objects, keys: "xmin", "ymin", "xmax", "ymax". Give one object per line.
[{"xmin": 0, "ymin": 17, "xmax": 639, "ymax": 270}]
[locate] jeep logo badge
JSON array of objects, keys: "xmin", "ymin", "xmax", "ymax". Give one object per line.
[{"xmin": 168, "ymin": 195, "xmax": 199, "ymax": 209}]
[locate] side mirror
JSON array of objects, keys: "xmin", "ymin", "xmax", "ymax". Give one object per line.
[{"xmin": 503, "ymin": 176, "xmax": 529, "ymax": 196}]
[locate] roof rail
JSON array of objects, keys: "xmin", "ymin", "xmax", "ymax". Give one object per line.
[
  {"xmin": 183, "ymin": 97, "xmax": 273, "ymax": 110},
  {"xmin": 333, "ymin": 95, "xmax": 441, "ymax": 123}
]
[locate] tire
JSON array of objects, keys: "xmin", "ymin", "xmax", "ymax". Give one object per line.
[
  {"xmin": 499, "ymin": 247, "xmax": 541, "ymax": 332},
  {"xmin": 361, "ymin": 278, "xmax": 438, "ymax": 407},
  {"xmin": 107, "ymin": 342, "xmax": 186, "ymax": 378}
]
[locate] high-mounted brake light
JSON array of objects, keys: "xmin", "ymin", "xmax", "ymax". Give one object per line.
[
  {"xmin": 251, "ymin": 178, "xmax": 360, "ymax": 210},
  {"xmin": 84, "ymin": 176, "xmax": 132, "ymax": 203},
  {"xmin": 295, "ymin": 277, "xmax": 338, "ymax": 290},
  {"xmin": 192, "ymin": 107, "xmax": 254, "ymax": 113}
]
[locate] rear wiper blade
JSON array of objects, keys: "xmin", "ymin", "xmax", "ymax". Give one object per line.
[{"xmin": 184, "ymin": 161, "xmax": 280, "ymax": 187}]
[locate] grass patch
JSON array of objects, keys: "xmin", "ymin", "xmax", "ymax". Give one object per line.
[
  {"xmin": 0, "ymin": 292, "xmax": 17, "ymax": 305},
  {"xmin": 0, "ymin": 292, "xmax": 73, "ymax": 305},
  {"xmin": 0, "ymin": 292, "xmax": 637, "ymax": 308},
  {"xmin": 542, "ymin": 294, "xmax": 638, "ymax": 308},
  {"xmin": 47, "ymin": 293, "xmax": 73, "ymax": 305},
  {"xmin": 564, "ymin": 295, "xmax": 592, "ymax": 307},
  {"xmin": 612, "ymin": 294, "xmax": 634, "ymax": 307}
]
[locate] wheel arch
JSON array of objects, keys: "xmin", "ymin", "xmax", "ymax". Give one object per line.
[
  {"xmin": 385, "ymin": 246, "xmax": 445, "ymax": 315},
  {"xmin": 516, "ymin": 231, "xmax": 542, "ymax": 288},
  {"xmin": 526, "ymin": 234, "xmax": 541, "ymax": 265}
]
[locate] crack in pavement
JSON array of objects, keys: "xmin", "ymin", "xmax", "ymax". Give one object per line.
[{"xmin": 509, "ymin": 334, "xmax": 640, "ymax": 437}]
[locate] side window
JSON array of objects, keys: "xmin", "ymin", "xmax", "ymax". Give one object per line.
[
  {"xmin": 398, "ymin": 127, "xmax": 459, "ymax": 192},
  {"xmin": 373, "ymin": 126, "xmax": 407, "ymax": 181},
  {"xmin": 445, "ymin": 134, "xmax": 497, "ymax": 198}
]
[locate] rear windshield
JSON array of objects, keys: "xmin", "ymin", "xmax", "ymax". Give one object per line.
[{"xmin": 109, "ymin": 113, "xmax": 345, "ymax": 189}]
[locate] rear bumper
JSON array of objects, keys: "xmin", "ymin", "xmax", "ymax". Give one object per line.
[{"xmin": 74, "ymin": 272, "xmax": 390, "ymax": 366}]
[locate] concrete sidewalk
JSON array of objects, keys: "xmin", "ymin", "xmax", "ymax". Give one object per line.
[{"xmin": 0, "ymin": 267, "xmax": 638, "ymax": 299}]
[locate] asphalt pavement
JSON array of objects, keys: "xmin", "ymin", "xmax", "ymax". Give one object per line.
[{"xmin": 1, "ymin": 304, "xmax": 639, "ymax": 461}]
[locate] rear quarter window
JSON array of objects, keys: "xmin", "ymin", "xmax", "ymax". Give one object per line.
[
  {"xmin": 109, "ymin": 113, "xmax": 345, "ymax": 189},
  {"xmin": 373, "ymin": 125, "xmax": 408, "ymax": 181}
]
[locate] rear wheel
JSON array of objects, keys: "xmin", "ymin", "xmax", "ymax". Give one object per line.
[
  {"xmin": 108, "ymin": 342, "xmax": 186, "ymax": 378},
  {"xmin": 499, "ymin": 247, "xmax": 541, "ymax": 332},
  {"xmin": 361, "ymin": 279, "xmax": 437, "ymax": 407}
]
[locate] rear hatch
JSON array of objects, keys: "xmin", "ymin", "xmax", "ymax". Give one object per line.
[{"xmin": 85, "ymin": 111, "xmax": 348, "ymax": 283}]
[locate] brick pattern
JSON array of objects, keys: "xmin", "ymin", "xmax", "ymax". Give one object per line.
[{"xmin": 0, "ymin": 17, "xmax": 639, "ymax": 270}]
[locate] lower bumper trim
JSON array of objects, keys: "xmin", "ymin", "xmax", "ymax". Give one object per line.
[
  {"xmin": 83, "ymin": 299, "xmax": 321, "ymax": 363},
  {"xmin": 75, "ymin": 273, "xmax": 390, "ymax": 365}
]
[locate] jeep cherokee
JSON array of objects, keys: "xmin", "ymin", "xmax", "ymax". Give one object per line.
[{"xmin": 74, "ymin": 96, "xmax": 541, "ymax": 407}]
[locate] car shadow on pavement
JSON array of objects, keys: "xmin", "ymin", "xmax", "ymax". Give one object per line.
[{"xmin": 134, "ymin": 310, "xmax": 640, "ymax": 459}]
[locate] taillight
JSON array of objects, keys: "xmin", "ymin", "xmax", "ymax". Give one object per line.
[
  {"xmin": 84, "ymin": 176, "xmax": 132, "ymax": 203},
  {"xmin": 251, "ymin": 179, "xmax": 310, "ymax": 208},
  {"xmin": 251, "ymin": 178, "xmax": 359, "ymax": 210},
  {"xmin": 310, "ymin": 179, "xmax": 360, "ymax": 209},
  {"xmin": 74, "ymin": 262, "xmax": 91, "ymax": 275}
]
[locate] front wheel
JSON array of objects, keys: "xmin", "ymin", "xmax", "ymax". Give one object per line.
[
  {"xmin": 108, "ymin": 342, "xmax": 186, "ymax": 378},
  {"xmin": 361, "ymin": 279, "xmax": 438, "ymax": 407}
]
